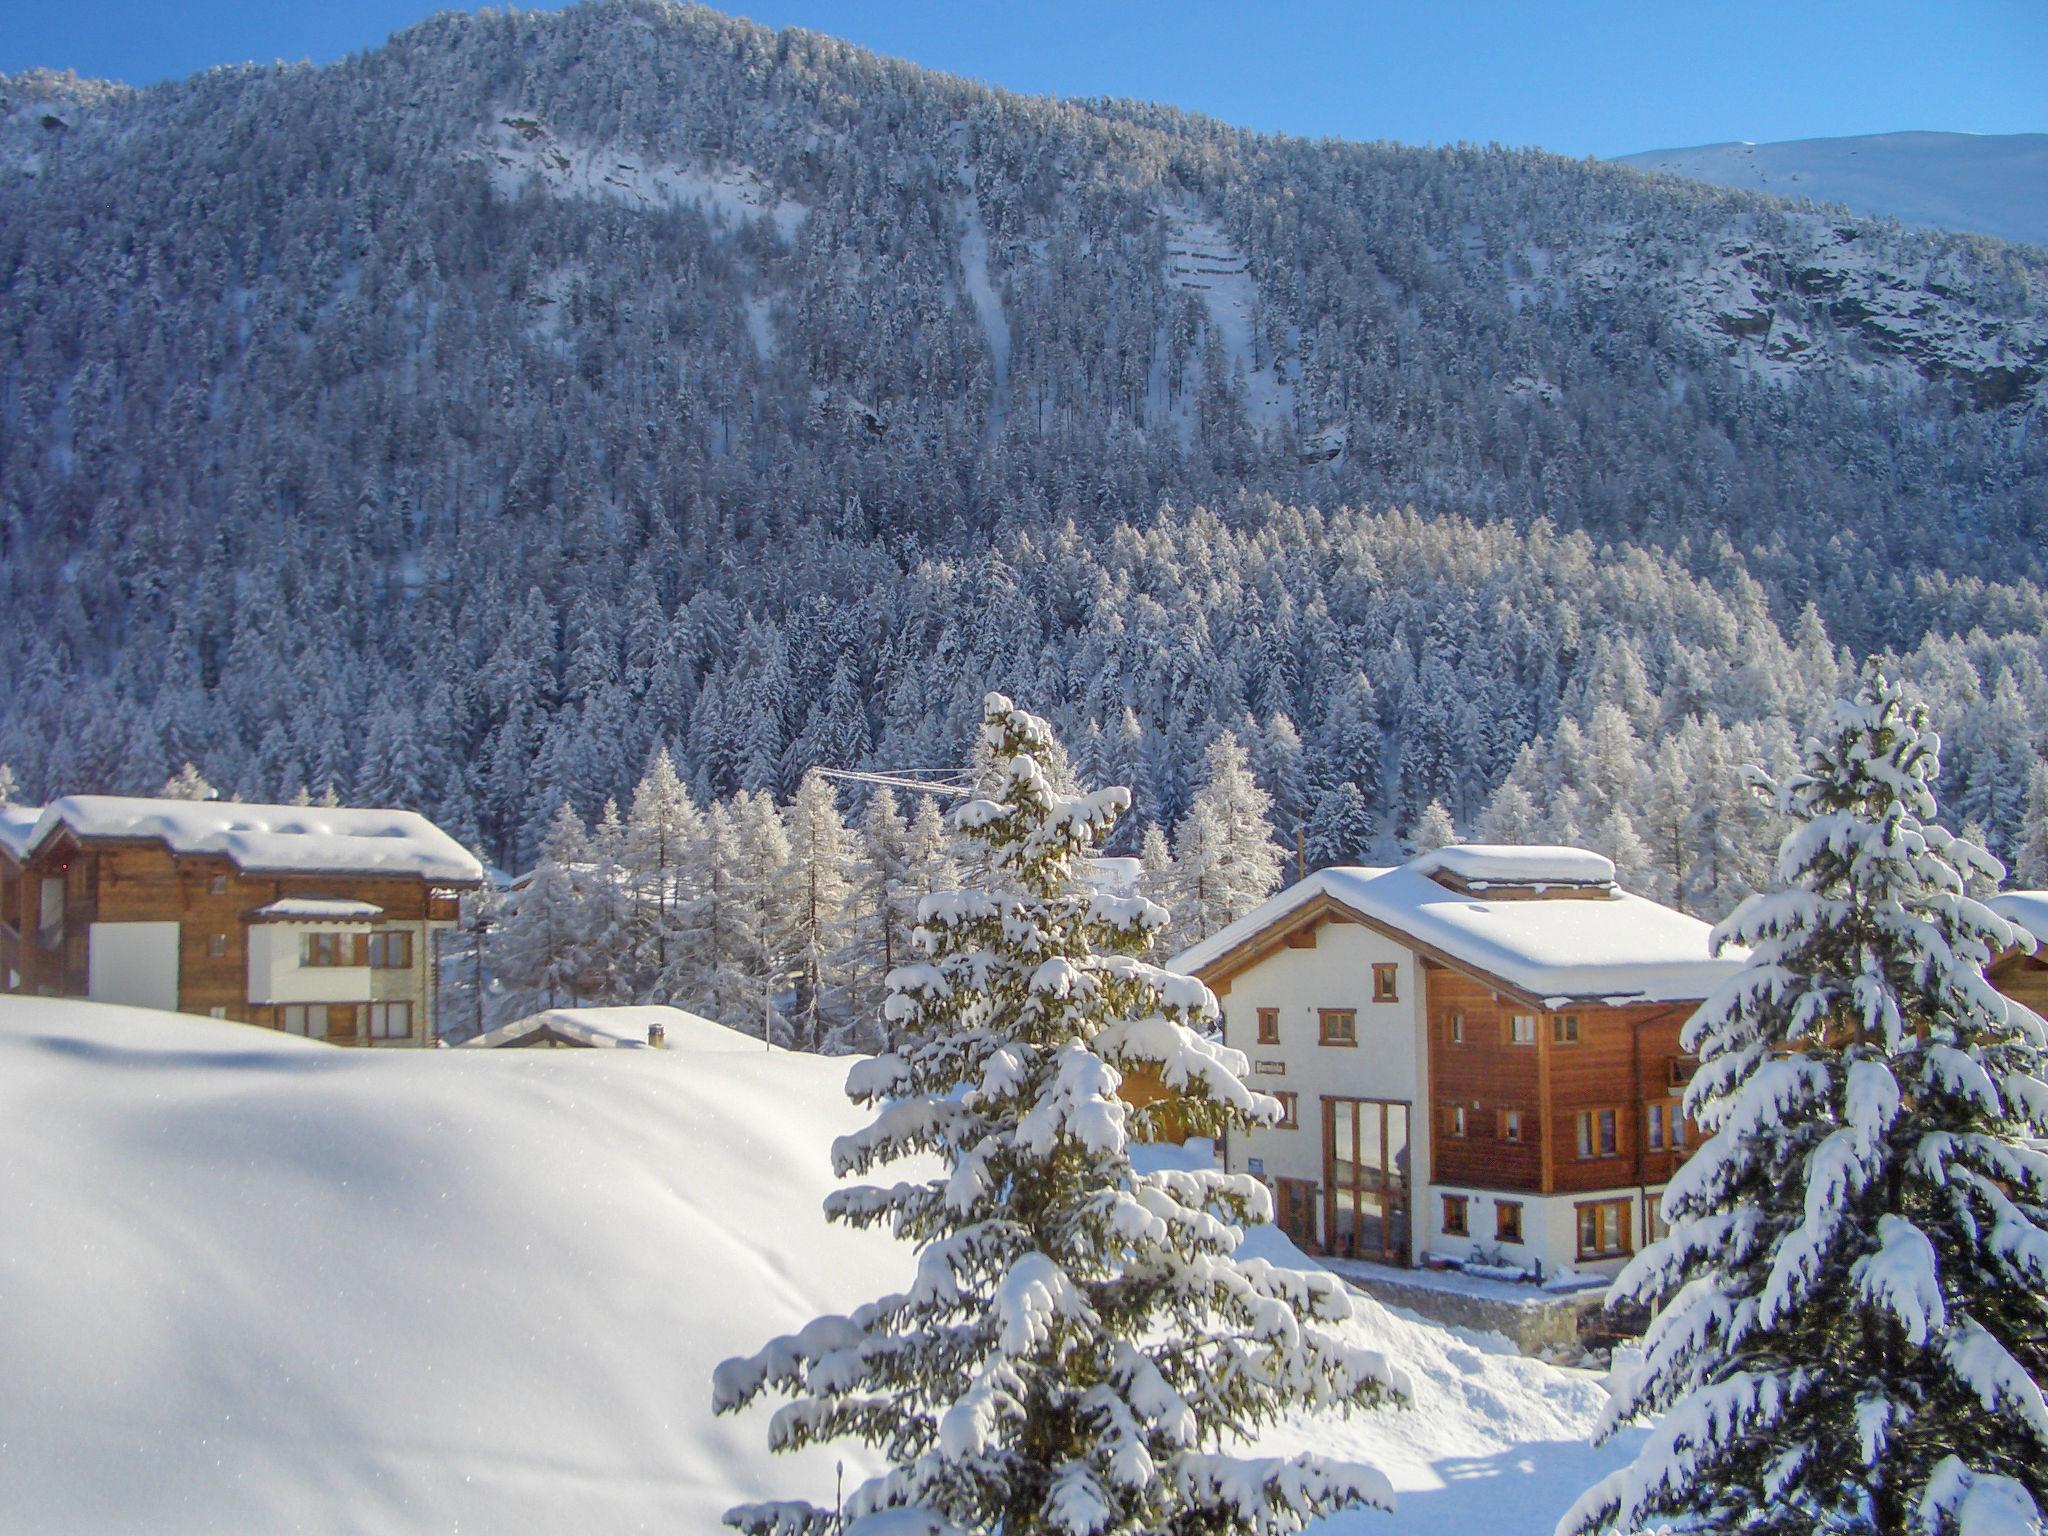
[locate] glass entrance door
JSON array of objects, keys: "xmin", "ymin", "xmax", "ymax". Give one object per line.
[{"xmin": 1324, "ymin": 1098, "xmax": 1412, "ymax": 1265}]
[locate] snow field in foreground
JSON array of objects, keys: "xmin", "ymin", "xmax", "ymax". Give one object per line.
[{"xmin": 0, "ymin": 998, "xmax": 1637, "ymax": 1534}]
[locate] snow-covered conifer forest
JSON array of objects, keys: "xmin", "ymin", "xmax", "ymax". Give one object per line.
[{"xmin": 1, "ymin": 0, "xmax": 2045, "ymax": 890}]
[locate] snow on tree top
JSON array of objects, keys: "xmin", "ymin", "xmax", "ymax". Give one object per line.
[
  {"xmin": 464, "ymin": 1005, "xmax": 763, "ymax": 1051},
  {"xmin": 1171, "ymin": 853, "xmax": 1742, "ymax": 1006},
  {"xmin": 0, "ymin": 802, "xmax": 38, "ymax": 861},
  {"xmin": 1409, "ymin": 843, "xmax": 1617, "ymax": 890},
  {"xmin": 248, "ymin": 898, "xmax": 387, "ymax": 921},
  {"xmin": 1989, "ymin": 891, "xmax": 2048, "ymax": 949},
  {"xmin": 21, "ymin": 796, "xmax": 484, "ymax": 883}
]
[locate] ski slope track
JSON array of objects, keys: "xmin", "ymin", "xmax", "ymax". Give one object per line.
[{"xmin": 0, "ymin": 998, "xmax": 1638, "ymax": 1535}]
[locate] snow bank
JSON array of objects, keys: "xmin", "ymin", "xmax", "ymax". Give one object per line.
[
  {"xmin": 1173, "ymin": 856, "xmax": 1740, "ymax": 1006},
  {"xmin": 24, "ymin": 795, "xmax": 484, "ymax": 883},
  {"xmin": 464, "ymin": 1004, "xmax": 770, "ymax": 1051},
  {"xmin": 0, "ymin": 999, "xmax": 1634, "ymax": 1535}
]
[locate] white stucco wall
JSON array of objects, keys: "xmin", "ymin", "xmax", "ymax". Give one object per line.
[
  {"xmin": 247, "ymin": 925, "xmax": 373, "ymax": 1005},
  {"xmin": 1423, "ymin": 1183, "xmax": 1652, "ymax": 1279},
  {"xmin": 86, "ymin": 921, "xmax": 180, "ymax": 1011},
  {"xmin": 245, "ymin": 921, "xmax": 448, "ymax": 1043},
  {"xmin": 1218, "ymin": 922, "xmax": 1430, "ymax": 1242}
]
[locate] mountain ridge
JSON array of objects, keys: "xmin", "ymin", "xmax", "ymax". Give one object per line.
[
  {"xmin": 0, "ymin": 0, "xmax": 2043, "ymax": 876},
  {"xmin": 1615, "ymin": 130, "xmax": 2048, "ymax": 250}
]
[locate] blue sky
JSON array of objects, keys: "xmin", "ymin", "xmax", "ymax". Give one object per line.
[{"xmin": 6, "ymin": 1, "xmax": 2044, "ymax": 159}]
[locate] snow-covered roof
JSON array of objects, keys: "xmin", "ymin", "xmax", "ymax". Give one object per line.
[
  {"xmin": 1990, "ymin": 891, "xmax": 2048, "ymax": 947},
  {"xmin": 462, "ymin": 1006, "xmax": 773, "ymax": 1052},
  {"xmin": 0, "ymin": 803, "xmax": 40, "ymax": 862},
  {"xmin": 21, "ymin": 796, "xmax": 484, "ymax": 884},
  {"xmin": 1409, "ymin": 843, "xmax": 1616, "ymax": 890},
  {"xmin": 248, "ymin": 898, "xmax": 386, "ymax": 922},
  {"xmin": 1172, "ymin": 855, "xmax": 1743, "ymax": 1007}
]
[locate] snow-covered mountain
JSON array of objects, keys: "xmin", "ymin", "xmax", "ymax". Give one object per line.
[
  {"xmin": 0, "ymin": 997, "xmax": 1635, "ymax": 1534},
  {"xmin": 1615, "ymin": 132, "xmax": 2048, "ymax": 250},
  {"xmin": 0, "ymin": 2, "xmax": 2044, "ymax": 875}
]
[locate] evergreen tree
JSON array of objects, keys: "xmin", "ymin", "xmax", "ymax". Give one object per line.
[
  {"xmin": 2014, "ymin": 761, "xmax": 2048, "ymax": 889},
  {"xmin": 1305, "ymin": 782, "xmax": 1375, "ymax": 870},
  {"xmin": 731, "ymin": 789, "xmax": 798, "ymax": 1045},
  {"xmin": 0, "ymin": 763, "xmax": 19, "ymax": 804},
  {"xmin": 715, "ymin": 694, "xmax": 1407, "ymax": 1536},
  {"xmin": 495, "ymin": 801, "xmax": 592, "ymax": 1013},
  {"xmin": 1169, "ymin": 730, "xmax": 1284, "ymax": 940},
  {"xmin": 1405, "ymin": 799, "xmax": 1458, "ymax": 856},
  {"xmin": 1566, "ymin": 671, "xmax": 2048, "ymax": 1536},
  {"xmin": 848, "ymin": 786, "xmax": 912, "ymax": 1037},
  {"xmin": 624, "ymin": 747, "xmax": 706, "ymax": 1001},
  {"xmin": 783, "ymin": 770, "xmax": 857, "ymax": 1053},
  {"xmin": 159, "ymin": 762, "xmax": 219, "ymax": 802}
]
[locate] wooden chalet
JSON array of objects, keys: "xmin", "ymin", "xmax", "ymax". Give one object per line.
[
  {"xmin": 1171, "ymin": 845, "xmax": 1744, "ymax": 1279},
  {"xmin": 1, "ymin": 795, "xmax": 482, "ymax": 1046},
  {"xmin": 1990, "ymin": 891, "xmax": 2048, "ymax": 1020}
]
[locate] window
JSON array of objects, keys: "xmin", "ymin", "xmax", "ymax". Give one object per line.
[
  {"xmin": 283, "ymin": 1004, "xmax": 330, "ymax": 1039},
  {"xmin": 1442, "ymin": 1194, "xmax": 1470, "ymax": 1237},
  {"xmin": 1647, "ymin": 1100, "xmax": 1689, "ymax": 1152},
  {"xmin": 369, "ymin": 1001, "xmax": 413, "ymax": 1041},
  {"xmin": 1446, "ymin": 1105, "xmax": 1468, "ymax": 1138},
  {"xmin": 1446, "ymin": 1009, "xmax": 1465, "ymax": 1045},
  {"xmin": 368, "ymin": 931, "xmax": 413, "ymax": 970},
  {"xmin": 1576, "ymin": 1108, "xmax": 1621, "ymax": 1159},
  {"xmin": 1552, "ymin": 1013, "xmax": 1581, "ymax": 1045},
  {"xmin": 1372, "ymin": 963, "xmax": 1399, "ymax": 1003},
  {"xmin": 209, "ymin": 1006, "xmax": 228, "ymax": 1020},
  {"xmin": 1643, "ymin": 1194, "xmax": 1671, "ymax": 1245},
  {"xmin": 1495, "ymin": 1201, "xmax": 1524, "ymax": 1245},
  {"xmin": 302, "ymin": 932, "xmax": 365, "ymax": 967},
  {"xmin": 1256, "ymin": 1007, "xmax": 1280, "ymax": 1044},
  {"xmin": 1669, "ymin": 1056, "xmax": 1697, "ymax": 1088},
  {"xmin": 207, "ymin": 933, "xmax": 228, "ymax": 959},
  {"xmin": 1577, "ymin": 1199, "xmax": 1631, "ymax": 1259},
  {"xmin": 1508, "ymin": 1013, "xmax": 1537, "ymax": 1045},
  {"xmin": 38, "ymin": 877, "xmax": 65, "ymax": 949},
  {"xmin": 209, "ymin": 874, "xmax": 228, "ymax": 896},
  {"xmin": 1499, "ymin": 1107, "xmax": 1524, "ymax": 1143},
  {"xmin": 1318, "ymin": 1008, "xmax": 1357, "ymax": 1046},
  {"xmin": 1273, "ymin": 1091, "xmax": 1299, "ymax": 1130}
]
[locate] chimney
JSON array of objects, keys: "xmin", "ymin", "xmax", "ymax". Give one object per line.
[{"xmin": 647, "ymin": 1021, "xmax": 667, "ymax": 1050}]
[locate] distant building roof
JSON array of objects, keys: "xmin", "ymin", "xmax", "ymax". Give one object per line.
[
  {"xmin": 1990, "ymin": 891, "xmax": 2048, "ymax": 947},
  {"xmin": 19, "ymin": 796, "xmax": 483, "ymax": 884},
  {"xmin": 1171, "ymin": 851, "xmax": 1743, "ymax": 1007},
  {"xmin": 0, "ymin": 803, "xmax": 39, "ymax": 862},
  {"xmin": 462, "ymin": 1006, "xmax": 772, "ymax": 1051}
]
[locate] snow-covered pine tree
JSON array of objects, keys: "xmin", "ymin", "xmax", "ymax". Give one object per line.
[
  {"xmin": 1405, "ymin": 799, "xmax": 1458, "ymax": 856},
  {"xmin": 783, "ymin": 769, "xmax": 857, "ymax": 1053},
  {"xmin": 624, "ymin": 747, "xmax": 706, "ymax": 1002},
  {"xmin": 2016, "ymin": 760, "xmax": 2048, "ymax": 890},
  {"xmin": 714, "ymin": 694, "xmax": 1407, "ymax": 1536},
  {"xmin": 731, "ymin": 789, "xmax": 798, "ymax": 1045},
  {"xmin": 580, "ymin": 798, "xmax": 633, "ymax": 1004},
  {"xmin": 848, "ymin": 786, "xmax": 911, "ymax": 1040},
  {"xmin": 494, "ymin": 800, "xmax": 592, "ymax": 1013},
  {"xmin": 1186, "ymin": 729, "xmax": 1285, "ymax": 927},
  {"xmin": 0, "ymin": 762, "xmax": 21, "ymax": 804},
  {"xmin": 1305, "ymin": 782, "xmax": 1375, "ymax": 870},
  {"xmin": 1136, "ymin": 821, "xmax": 1178, "ymax": 958},
  {"xmin": 1564, "ymin": 670, "xmax": 2048, "ymax": 1536},
  {"xmin": 159, "ymin": 762, "xmax": 219, "ymax": 801}
]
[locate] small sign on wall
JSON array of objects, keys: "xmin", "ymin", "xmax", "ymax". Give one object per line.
[
  {"xmin": 1247, "ymin": 1158, "xmax": 1265, "ymax": 1176},
  {"xmin": 1254, "ymin": 1059, "xmax": 1286, "ymax": 1075}
]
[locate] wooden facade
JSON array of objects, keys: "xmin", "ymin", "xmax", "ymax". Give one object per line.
[
  {"xmin": 2, "ymin": 812, "xmax": 472, "ymax": 1045},
  {"xmin": 1425, "ymin": 964, "xmax": 1696, "ymax": 1201}
]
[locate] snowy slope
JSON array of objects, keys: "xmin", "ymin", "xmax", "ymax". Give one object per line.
[
  {"xmin": 0, "ymin": 999, "xmax": 1637, "ymax": 1534},
  {"xmin": 1615, "ymin": 132, "xmax": 2048, "ymax": 250}
]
